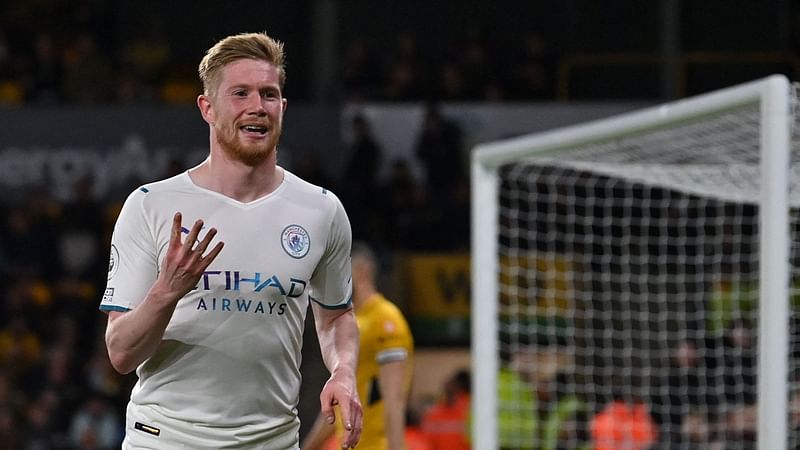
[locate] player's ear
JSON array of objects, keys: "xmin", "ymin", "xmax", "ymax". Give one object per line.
[{"xmin": 198, "ymin": 94, "xmax": 215, "ymax": 125}]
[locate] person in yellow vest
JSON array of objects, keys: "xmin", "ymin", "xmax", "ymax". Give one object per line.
[{"xmin": 303, "ymin": 242, "xmax": 414, "ymax": 450}]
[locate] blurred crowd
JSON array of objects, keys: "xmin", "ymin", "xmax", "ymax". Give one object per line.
[
  {"xmin": 331, "ymin": 104, "xmax": 470, "ymax": 253},
  {"xmin": 334, "ymin": 31, "xmax": 554, "ymax": 103},
  {"xmin": 0, "ymin": 177, "xmax": 130, "ymax": 449},
  {"xmin": 0, "ymin": 2, "xmax": 177, "ymax": 106},
  {"xmin": 0, "ymin": 2, "xmax": 557, "ymax": 106}
]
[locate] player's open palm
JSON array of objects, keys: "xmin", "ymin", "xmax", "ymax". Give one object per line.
[{"xmin": 157, "ymin": 212, "xmax": 224, "ymax": 301}]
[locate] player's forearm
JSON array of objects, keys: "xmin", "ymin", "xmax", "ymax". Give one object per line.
[
  {"xmin": 105, "ymin": 285, "xmax": 182, "ymax": 374},
  {"xmin": 380, "ymin": 360, "xmax": 409, "ymax": 450},
  {"xmin": 384, "ymin": 403, "xmax": 407, "ymax": 450},
  {"xmin": 316, "ymin": 308, "xmax": 359, "ymax": 375}
]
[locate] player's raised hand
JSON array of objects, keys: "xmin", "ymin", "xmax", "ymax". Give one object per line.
[
  {"xmin": 319, "ymin": 372, "xmax": 362, "ymax": 449},
  {"xmin": 156, "ymin": 212, "xmax": 224, "ymax": 300}
]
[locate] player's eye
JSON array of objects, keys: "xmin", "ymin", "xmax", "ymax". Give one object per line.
[{"xmin": 261, "ymin": 90, "xmax": 279, "ymax": 99}]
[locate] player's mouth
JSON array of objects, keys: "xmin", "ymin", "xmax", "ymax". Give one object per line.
[{"xmin": 240, "ymin": 124, "xmax": 269, "ymax": 136}]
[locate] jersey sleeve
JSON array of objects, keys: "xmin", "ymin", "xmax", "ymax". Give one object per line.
[
  {"xmin": 374, "ymin": 306, "xmax": 413, "ymax": 365},
  {"xmin": 309, "ymin": 193, "xmax": 353, "ymax": 309},
  {"xmin": 99, "ymin": 188, "xmax": 159, "ymax": 312}
]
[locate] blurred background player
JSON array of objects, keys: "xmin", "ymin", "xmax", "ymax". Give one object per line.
[{"xmin": 303, "ymin": 241, "xmax": 414, "ymax": 450}]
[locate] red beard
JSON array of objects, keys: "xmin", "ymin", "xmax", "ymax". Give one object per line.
[{"xmin": 214, "ymin": 120, "xmax": 281, "ymax": 166}]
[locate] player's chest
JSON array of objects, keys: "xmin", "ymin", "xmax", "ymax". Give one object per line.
[
  {"xmin": 161, "ymin": 200, "xmax": 325, "ymax": 259},
  {"xmin": 157, "ymin": 202, "xmax": 327, "ymax": 296}
]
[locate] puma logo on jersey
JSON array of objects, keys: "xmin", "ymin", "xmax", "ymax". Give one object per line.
[{"xmin": 134, "ymin": 422, "xmax": 160, "ymax": 436}]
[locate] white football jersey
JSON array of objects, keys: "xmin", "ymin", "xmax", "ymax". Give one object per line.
[{"xmin": 100, "ymin": 170, "xmax": 353, "ymax": 449}]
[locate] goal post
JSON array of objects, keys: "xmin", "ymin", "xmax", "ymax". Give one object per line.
[{"xmin": 471, "ymin": 75, "xmax": 795, "ymax": 449}]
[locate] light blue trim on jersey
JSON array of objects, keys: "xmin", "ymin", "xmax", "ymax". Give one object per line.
[
  {"xmin": 310, "ymin": 295, "xmax": 352, "ymax": 310},
  {"xmin": 99, "ymin": 304, "xmax": 131, "ymax": 313}
]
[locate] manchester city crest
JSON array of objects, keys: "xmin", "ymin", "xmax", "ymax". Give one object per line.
[
  {"xmin": 281, "ymin": 224, "xmax": 310, "ymax": 258},
  {"xmin": 108, "ymin": 244, "xmax": 120, "ymax": 280}
]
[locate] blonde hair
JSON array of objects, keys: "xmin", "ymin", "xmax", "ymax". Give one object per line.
[{"xmin": 198, "ymin": 32, "xmax": 286, "ymax": 96}]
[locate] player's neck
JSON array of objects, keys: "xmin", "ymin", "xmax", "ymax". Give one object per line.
[{"xmin": 189, "ymin": 152, "xmax": 283, "ymax": 203}]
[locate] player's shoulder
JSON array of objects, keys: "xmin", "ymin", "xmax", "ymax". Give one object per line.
[
  {"xmin": 138, "ymin": 172, "xmax": 192, "ymax": 195},
  {"xmin": 376, "ymin": 294, "xmax": 405, "ymax": 314},
  {"xmin": 124, "ymin": 172, "xmax": 193, "ymax": 206},
  {"xmin": 370, "ymin": 295, "xmax": 411, "ymax": 325},
  {"xmin": 282, "ymin": 169, "xmax": 343, "ymax": 208}
]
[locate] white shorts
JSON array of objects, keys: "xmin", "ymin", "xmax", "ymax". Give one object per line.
[{"xmin": 122, "ymin": 402, "xmax": 299, "ymax": 450}]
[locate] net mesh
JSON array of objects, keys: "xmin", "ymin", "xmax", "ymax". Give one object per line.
[{"xmin": 495, "ymin": 97, "xmax": 800, "ymax": 449}]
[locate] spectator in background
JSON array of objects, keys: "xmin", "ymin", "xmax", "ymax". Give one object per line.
[
  {"xmin": 496, "ymin": 336, "xmax": 538, "ymax": 450},
  {"xmin": 22, "ymin": 32, "xmax": 63, "ymax": 105},
  {"xmin": 439, "ymin": 176, "xmax": 470, "ymax": 251},
  {"xmin": 23, "ymin": 387, "xmax": 65, "ymax": 450},
  {"xmin": 383, "ymin": 32, "xmax": 426, "ymax": 101},
  {"xmin": 61, "ymin": 33, "xmax": 113, "ymax": 104},
  {"xmin": 57, "ymin": 175, "xmax": 105, "ymax": 280},
  {"xmin": 0, "ymin": 27, "xmax": 10, "ymax": 76},
  {"xmin": 421, "ymin": 368, "xmax": 471, "ymax": 450},
  {"xmin": 722, "ymin": 402, "xmax": 757, "ymax": 447},
  {"xmin": 405, "ymin": 408, "xmax": 434, "ymax": 450},
  {"xmin": 508, "ymin": 32, "xmax": 554, "ymax": 100},
  {"xmin": 119, "ymin": 16, "xmax": 170, "ymax": 103},
  {"xmin": 341, "ymin": 114, "xmax": 384, "ymax": 242},
  {"xmin": 435, "ymin": 61, "xmax": 468, "ymax": 101},
  {"xmin": 303, "ymin": 242, "xmax": 414, "ymax": 450},
  {"xmin": 715, "ymin": 319, "xmax": 756, "ymax": 450},
  {"xmin": 414, "ymin": 102, "xmax": 465, "ymax": 202},
  {"xmin": 85, "ymin": 346, "xmax": 125, "ymax": 401},
  {"xmin": 534, "ymin": 371, "xmax": 587, "ymax": 450},
  {"xmin": 652, "ymin": 337, "xmax": 721, "ymax": 443},
  {"xmin": 2, "ymin": 206, "xmax": 57, "ymax": 278},
  {"xmin": 0, "ymin": 406, "xmax": 22, "ymax": 450},
  {"xmin": 340, "ymin": 39, "xmax": 383, "ymax": 101},
  {"xmin": 68, "ymin": 394, "xmax": 122, "ymax": 450},
  {"xmin": 377, "ymin": 158, "xmax": 422, "ymax": 249},
  {"xmin": 721, "ymin": 318, "xmax": 756, "ymax": 406},
  {"xmin": 590, "ymin": 386, "xmax": 658, "ymax": 450},
  {"xmin": 23, "ymin": 345, "xmax": 83, "ymax": 419},
  {"xmin": 0, "ymin": 317, "xmax": 42, "ymax": 379},
  {"xmin": 672, "ymin": 409, "xmax": 723, "ymax": 450},
  {"xmin": 454, "ymin": 34, "xmax": 493, "ymax": 101},
  {"xmin": 343, "ymin": 114, "xmax": 383, "ymax": 194},
  {"xmin": 412, "ymin": 102, "xmax": 466, "ymax": 249}
]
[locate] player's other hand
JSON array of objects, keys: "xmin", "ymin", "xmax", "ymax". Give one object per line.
[
  {"xmin": 155, "ymin": 212, "xmax": 224, "ymax": 300},
  {"xmin": 319, "ymin": 372, "xmax": 362, "ymax": 449}
]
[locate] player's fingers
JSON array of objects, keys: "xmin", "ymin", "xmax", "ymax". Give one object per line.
[
  {"xmin": 182, "ymin": 219, "xmax": 204, "ymax": 253},
  {"xmin": 344, "ymin": 399, "xmax": 362, "ymax": 448},
  {"xmin": 199, "ymin": 241, "xmax": 224, "ymax": 271},
  {"xmin": 195, "ymin": 227, "xmax": 218, "ymax": 254},
  {"xmin": 320, "ymin": 393, "xmax": 336, "ymax": 425},
  {"xmin": 349, "ymin": 403, "xmax": 363, "ymax": 446},
  {"xmin": 342, "ymin": 423, "xmax": 361, "ymax": 450},
  {"xmin": 338, "ymin": 399, "xmax": 352, "ymax": 435},
  {"xmin": 170, "ymin": 212, "xmax": 183, "ymax": 246}
]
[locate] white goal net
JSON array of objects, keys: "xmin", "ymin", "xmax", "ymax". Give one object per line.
[{"xmin": 471, "ymin": 75, "xmax": 799, "ymax": 450}]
